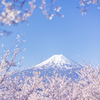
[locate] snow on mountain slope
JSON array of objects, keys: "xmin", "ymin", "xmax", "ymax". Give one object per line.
[
  {"xmin": 33, "ymin": 54, "xmax": 81, "ymax": 70},
  {"xmin": 17, "ymin": 54, "xmax": 82, "ymax": 80}
]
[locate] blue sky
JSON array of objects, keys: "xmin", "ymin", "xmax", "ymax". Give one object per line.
[{"xmin": 0, "ymin": 0, "xmax": 100, "ymax": 69}]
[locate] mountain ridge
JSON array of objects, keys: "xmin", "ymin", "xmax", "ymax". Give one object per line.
[
  {"xmin": 15, "ymin": 54, "xmax": 83, "ymax": 80},
  {"xmin": 32, "ymin": 54, "xmax": 82, "ymax": 70}
]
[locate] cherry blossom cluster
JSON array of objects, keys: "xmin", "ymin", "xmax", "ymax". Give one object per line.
[
  {"xmin": 0, "ymin": 34, "xmax": 26, "ymax": 85},
  {"xmin": 40, "ymin": 0, "xmax": 64, "ymax": 20},
  {"xmin": 0, "ymin": 0, "xmax": 63, "ymax": 27},
  {"xmin": 79, "ymin": 0, "xmax": 100, "ymax": 15},
  {"xmin": 1, "ymin": 55, "xmax": 100, "ymax": 100},
  {"xmin": 0, "ymin": 0, "xmax": 36, "ymax": 26},
  {"xmin": 0, "ymin": 0, "xmax": 99, "ymax": 27},
  {"xmin": 0, "ymin": 0, "xmax": 63, "ymax": 36},
  {"xmin": 80, "ymin": 0, "xmax": 99, "ymax": 6}
]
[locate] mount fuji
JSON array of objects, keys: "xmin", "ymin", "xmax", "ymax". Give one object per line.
[
  {"xmin": 33, "ymin": 54, "xmax": 81, "ymax": 70},
  {"xmin": 20, "ymin": 54, "xmax": 82, "ymax": 79}
]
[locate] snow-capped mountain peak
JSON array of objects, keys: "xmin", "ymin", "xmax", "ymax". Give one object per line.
[
  {"xmin": 34, "ymin": 54, "xmax": 81, "ymax": 69},
  {"xmin": 19, "ymin": 54, "xmax": 82, "ymax": 80},
  {"xmin": 47, "ymin": 54, "xmax": 73, "ymax": 65}
]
